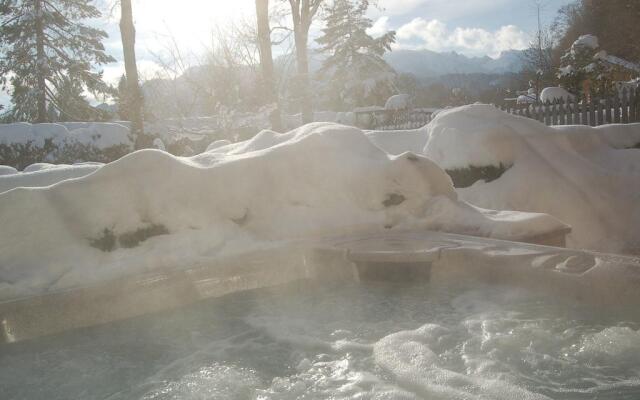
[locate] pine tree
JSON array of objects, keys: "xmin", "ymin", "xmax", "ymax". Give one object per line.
[
  {"xmin": 0, "ymin": 0, "xmax": 115, "ymax": 122},
  {"xmin": 316, "ymin": 0, "xmax": 396, "ymax": 109},
  {"xmin": 116, "ymin": 75, "xmax": 131, "ymax": 121},
  {"xmin": 557, "ymin": 35, "xmax": 613, "ymax": 97}
]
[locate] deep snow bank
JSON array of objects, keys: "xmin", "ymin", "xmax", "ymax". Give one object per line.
[
  {"xmin": 0, "ymin": 123, "xmax": 566, "ymax": 299},
  {"xmin": 371, "ymin": 104, "xmax": 640, "ymax": 254}
]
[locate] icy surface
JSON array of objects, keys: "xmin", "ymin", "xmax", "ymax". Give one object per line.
[
  {"xmin": 0, "ymin": 122, "xmax": 567, "ymax": 299},
  {"xmin": 1, "ymin": 281, "xmax": 639, "ymax": 400}
]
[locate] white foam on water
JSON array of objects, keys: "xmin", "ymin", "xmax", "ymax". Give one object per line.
[{"xmin": 2, "ymin": 282, "xmax": 640, "ymax": 400}]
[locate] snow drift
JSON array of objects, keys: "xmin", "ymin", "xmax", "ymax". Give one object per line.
[
  {"xmin": 370, "ymin": 104, "xmax": 640, "ymax": 254},
  {"xmin": 0, "ymin": 122, "xmax": 566, "ymax": 299},
  {"xmin": 0, "ymin": 163, "xmax": 102, "ymax": 194}
]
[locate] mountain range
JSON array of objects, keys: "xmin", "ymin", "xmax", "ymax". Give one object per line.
[{"xmin": 383, "ymin": 49, "xmax": 525, "ymax": 80}]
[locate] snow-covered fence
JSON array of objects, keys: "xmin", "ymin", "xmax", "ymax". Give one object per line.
[
  {"xmin": 498, "ymin": 87, "xmax": 640, "ymax": 126},
  {"xmin": 354, "ymin": 108, "xmax": 435, "ymax": 130}
]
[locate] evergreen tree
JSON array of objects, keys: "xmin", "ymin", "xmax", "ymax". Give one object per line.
[
  {"xmin": 0, "ymin": 0, "xmax": 115, "ymax": 122},
  {"xmin": 316, "ymin": 0, "xmax": 396, "ymax": 109},
  {"xmin": 116, "ymin": 74, "xmax": 132, "ymax": 121},
  {"xmin": 557, "ymin": 35, "xmax": 614, "ymax": 97}
]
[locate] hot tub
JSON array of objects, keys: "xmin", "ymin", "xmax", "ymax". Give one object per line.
[{"xmin": 1, "ymin": 232, "xmax": 639, "ymax": 399}]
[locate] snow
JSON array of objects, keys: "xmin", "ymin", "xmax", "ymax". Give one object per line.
[
  {"xmin": 152, "ymin": 138, "xmax": 166, "ymax": 151},
  {"xmin": 422, "ymin": 105, "xmax": 524, "ymax": 170},
  {"xmin": 0, "ymin": 165, "xmax": 18, "ymax": 176},
  {"xmin": 594, "ymin": 50, "xmax": 640, "ymax": 72},
  {"xmin": 573, "ymin": 34, "xmax": 599, "ymax": 50},
  {"xmin": 539, "ymin": 87, "xmax": 575, "ymax": 103},
  {"xmin": 0, "ymin": 123, "xmax": 68, "ymax": 147},
  {"xmin": 517, "ymin": 94, "xmax": 536, "ymax": 104},
  {"xmin": 0, "ymin": 122, "xmax": 567, "ymax": 299},
  {"xmin": 0, "ymin": 122, "xmax": 132, "ymax": 150},
  {"xmin": 205, "ymin": 139, "xmax": 232, "ymax": 152},
  {"xmin": 385, "ymin": 94, "xmax": 411, "ymax": 110},
  {"xmin": 371, "ymin": 104, "xmax": 640, "ymax": 254},
  {"xmin": 0, "ymin": 163, "xmax": 102, "ymax": 194},
  {"xmin": 557, "ymin": 65, "xmax": 573, "ymax": 77},
  {"xmin": 283, "ymin": 111, "xmax": 357, "ymax": 130},
  {"xmin": 366, "ymin": 127, "xmax": 428, "ymax": 155}
]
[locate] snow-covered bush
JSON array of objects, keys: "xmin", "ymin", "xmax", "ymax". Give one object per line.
[
  {"xmin": 516, "ymin": 94, "xmax": 536, "ymax": 105},
  {"xmin": 557, "ymin": 34, "xmax": 634, "ymax": 97},
  {"xmin": 539, "ymin": 87, "xmax": 576, "ymax": 103},
  {"xmin": 0, "ymin": 122, "xmax": 133, "ymax": 169}
]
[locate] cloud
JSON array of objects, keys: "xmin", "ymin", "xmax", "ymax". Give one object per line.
[
  {"xmin": 395, "ymin": 17, "xmax": 529, "ymax": 57},
  {"xmin": 367, "ymin": 16, "xmax": 391, "ymax": 38}
]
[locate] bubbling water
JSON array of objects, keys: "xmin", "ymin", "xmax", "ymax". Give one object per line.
[{"xmin": 1, "ymin": 281, "xmax": 639, "ymax": 400}]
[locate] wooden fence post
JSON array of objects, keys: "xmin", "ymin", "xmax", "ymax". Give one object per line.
[
  {"xmin": 532, "ymin": 104, "xmax": 539, "ymax": 122},
  {"xmin": 593, "ymin": 97, "xmax": 602, "ymax": 126},
  {"xmin": 581, "ymin": 96, "xmax": 588, "ymax": 125},
  {"xmin": 631, "ymin": 87, "xmax": 638, "ymax": 123},
  {"xmin": 613, "ymin": 92, "xmax": 621, "ymax": 123},
  {"xmin": 588, "ymin": 94, "xmax": 596, "ymax": 126},
  {"xmin": 621, "ymin": 88, "xmax": 629, "ymax": 124},
  {"xmin": 567, "ymin": 97, "xmax": 575, "ymax": 124}
]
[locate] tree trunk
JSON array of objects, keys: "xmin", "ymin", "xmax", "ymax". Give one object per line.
[
  {"xmin": 255, "ymin": 0, "xmax": 282, "ymax": 131},
  {"xmin": 119, "ymin": 0, "xmax": 146, "ymax": 148},
  {"xmin": 289, "ymin": 0, "xmax": 315, "ymax": 124},
  {"xmin": 294, "ymin": 26, "xmax": 312, "ymax": 123},
  {"xmin": 34, "ymin": 0, "xmax": 47, "ymax": 123}
]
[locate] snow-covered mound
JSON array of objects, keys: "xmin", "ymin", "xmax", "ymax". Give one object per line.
[
  {"xmin": 0, "ymin": 163, "xmax": 102, "ymax": 194},
  {"xmin": 0, "ymin": 122, "xmax": 566, "ymax": 299},
  {"xmin": 0, "ymin": 165, "xmax": 18, "ymax": 176},
  {"xmin": 372, "ymin": 104, "xmax": 640, "ymax": 254}
]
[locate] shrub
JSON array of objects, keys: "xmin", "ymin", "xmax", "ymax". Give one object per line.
[{"xmin": 445, "ymin": 163, "xmax": 511, "ymax": 188}]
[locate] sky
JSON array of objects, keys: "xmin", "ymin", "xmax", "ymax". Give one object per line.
[
  {"xmin": 1, "ymin": 0, "xmax": 575, "ymax": 105},
  {"xmin": 96, "ymin": 0, "xmax": 575, "ymax": 85}
]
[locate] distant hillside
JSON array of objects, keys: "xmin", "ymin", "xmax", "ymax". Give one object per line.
[{"xmin": 384, "ymin": 49, "xmax": 525, "ymax": 79}]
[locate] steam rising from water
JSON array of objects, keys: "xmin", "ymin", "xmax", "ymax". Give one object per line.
[{"xmin": 1, "ymin": 282, "xmax": 639, "ymax": 399}]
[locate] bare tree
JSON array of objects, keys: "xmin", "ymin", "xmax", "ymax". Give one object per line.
[
  {"xmin": 119, "ymin": 0, "xmax": 147, "ymax": 148},
  {"xmin": 256, "ymin": 0, "xmax": 282, "ymax": 130},
  {"xmin": 287, "ymin": 0, "xmax": 323, "ymax": 123}
]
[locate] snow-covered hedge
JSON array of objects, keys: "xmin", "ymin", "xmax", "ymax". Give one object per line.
[{"xmin": 0, "ymin": 122, "xmax": 133, "ymax": 169}]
